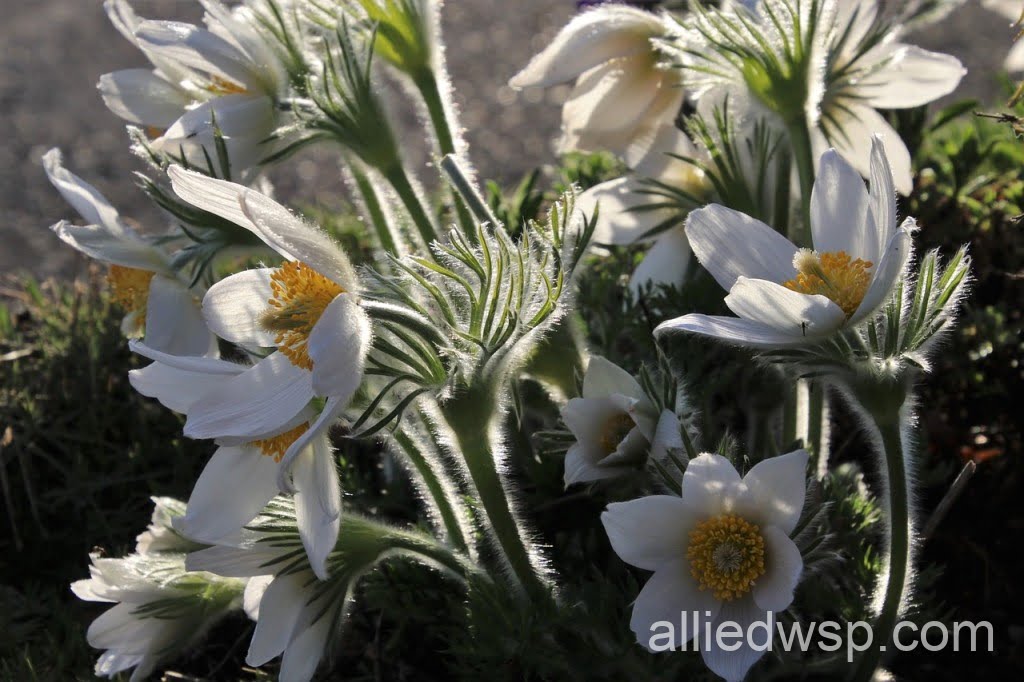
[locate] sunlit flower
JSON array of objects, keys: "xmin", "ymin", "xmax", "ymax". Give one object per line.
[
  {"xmin": 510, "ymin": 4, "xmax": 682, "ymax": 158},
  {"xmin": 100, "ymin": 0, "xmax": 292, "ymax": 174},
  {"xmin": 72, "ymin": 546, "xmax": 243, "ymax": 681},
  {"xmin": 42, "ymin": 148, "xmax": 215, "ymax": 356},
  {"xmin": 656, "ymin": 138, "xmax": 913, "ymax": 348},
  {"xmin": 984, "ymin": 0, "xmax": 1024, "ymax": 72},
  {"xmin": 135, "ymin": 496, "xmax": 202, "ymax": 555},
  {"xmin": 602, "ymin": 449, "xmax": 808, "ymax": 681}
]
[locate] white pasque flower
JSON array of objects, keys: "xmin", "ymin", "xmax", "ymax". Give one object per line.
[
  {"xmin": 984, "ymin": 0, "xmax": 1024, "ymax": 72},
  {"xmin": 72, "ymin": 551, "xmax": 243, "ymax": 682},
  {"xmin": 100, "ymin": 0, "xmax": 291, "ymax": 174},
  {"xmin": 135, "ymin": 496, "xmax": 201, "ymax": 555},
  {"xmin": 562, "ymin": 356, "xmax": 685, "ymax": 486},
  {"xmin": 42, "ymin": 148, "xmax": 215, "ymax": 357},
  {"xmin": 510, "ymin": 4, "xmax": 682, "ymax": 158},
  {"xmin": 656, "ymin": 137, "xmax": 913, "ymax": 348},
  {"xmin": 602, "ymin": 449, "xmax": 808, "ymax": 682},
  {"xmin": 576, "ymin": 123, "xmax": 710, "ymax": 294}
]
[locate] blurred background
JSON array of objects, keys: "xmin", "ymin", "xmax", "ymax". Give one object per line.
[{"xmin": 0, "ymin": 0, "xmax": 1015, "ymax": 278}]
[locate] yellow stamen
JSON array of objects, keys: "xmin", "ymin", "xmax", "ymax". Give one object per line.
[
  {"xmin": 783, "ymin": 250, "xmax": 873, "ymax": 318},
  {"xmin": 207, "ymin": 76, "xmax": 248, "ymax": 96},
  {"xmin": 687, "ymin": 514, "xmax": 766, "ymax": 601},
  {"xmin": 107, "ymin": 265, "xmax": 155, "ymax": 316},
  {"xmin": 599, "ymin": 413, "xmax": 636, "ymax": 454},
  {"xmin": 145, "ymin": 126, "xmax": 165, "ymax": 139},
  {"xmin": 262, "ymin": 262, "xmax": 343, "ymax": 370},
  {"xmin": 251, "ymin": 423, "xmax": 309, "ymax": 463}
]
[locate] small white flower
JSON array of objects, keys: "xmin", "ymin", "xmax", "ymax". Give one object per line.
[
  {"xmin": 601, "ymin": 449, "xmax": 808, "ymax": 682},
  {"xmin": 135, "ymin": 496, "xmax": 199, "ymax": 555},
  {"xmin": 42, "ymin": 148, "xmax": 215, "ymax": 357},
  {"xmin": 656, "ymin": 137, "xmax": 913, "ymax": 348},
  {"xmin": 510, "ymin": 5, "xmax": 682, "ymax": 158},
  {"xmin": 561, "ymin": 356, "xmax": 660, "ymax": 486},
  {"xmin": 72, "ymin": 551, "xmax": 243, "ymax": 681},
  {"xmin": 984, "ymin": 0, "xmax": 1024, "ymax": 72}
]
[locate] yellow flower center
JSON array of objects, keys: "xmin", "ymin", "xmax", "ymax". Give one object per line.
[
  {"xmin": 783, "ymin": 250, "xmax": 873, "ymax": 318},
  {"xmin": 687, "ymin": 514, "xmax": 766, "ymax": 601},
  {"xmin": 262, "ymin": 261, "xmax": 344, "ymax": 370},
  {"xmin": 599, "ymin": 413, "xmax": 636, "ymax": 454},
  {"xmin": 207, "ymin": 76, "xmax": 248, "ymax": 96},
  {"xmin": 107, "ymin": 265, "xmax": 154, "ymax": 316},
  {"xmin": 250, "ymin": 423, "xmax": 309, "ymax": 463}
]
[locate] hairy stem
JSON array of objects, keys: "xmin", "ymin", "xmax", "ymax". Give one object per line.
[
  {"xmin": 383, "ymin": 164, "xmax": 438, "ymax": 246},
  {"xmin": 392, "ymin": 429, "xmax": 469, "ymax": 554},
  {"xmin": 350, "ymin": 165, "xmax": 401, "ymax": 256},
  {"xmin": 786, "ymin": 118, "xmax": 815, "ymax": 247}
]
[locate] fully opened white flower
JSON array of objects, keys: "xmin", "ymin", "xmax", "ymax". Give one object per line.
[
  {"xmin": 42, "ymin": 148, "xmax": 215, "ymax": 356},
  {"xmin": 984, "ymin": 0, "xmax": 1024, "ymax": 72},
  {"xmin": 100, "ymin": 0, "xmax": 290, "ymax": 174},
  {"xmin": 602, "ymin": 449, "xmax": 808, "ymax": 682},
  {"xmin": 656, "ymin": 138, "xmax": 913, "ymax": 348},
  {"xmin": 510, "ymin": 5, "xmax": 682, "ymax": 158}
]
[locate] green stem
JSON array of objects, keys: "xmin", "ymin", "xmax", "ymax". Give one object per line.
[
  {"xmin": 781, "ymin": 379, "xmax": 800, "ymax": 448},
  {"xmin": 413, "ymin": 70, "xmax": 479, "ymax": 243},
  {"xmin": 393, "ymin": 430, "xmax": 469, "ymax": 554},
  {"xmin": 785, "ymin": 118, "xmax": 815, "ymax": 247},
  {"xmin": 807, "ymin": 380, "xmax": 830, "ymax": 471},
  {"xmin": 350, "ymin": 165, "xmax": 400, "ymax": 255},
  {"xmin": 383, "ymin": 164, "xmax": 438, "ymax": 247},
  {"xmin": 440, "ymin": 383, "xmax": 546, "ymax": 595},
  {"xmin": 851, "ymin": 409, "xmax": 911, "ymax": 681}
]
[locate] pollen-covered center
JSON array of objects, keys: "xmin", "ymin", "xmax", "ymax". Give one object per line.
[
  {"xmin": 251, "ymin": 423, "xmax": 309, "ymax": 462},
  {"xmin": 687, "ymin": 514, "xmax": 766, "ymax": 601},
  {"xmin": 783, "ymin": 249, "xmax": 873, "ymax": 318},
  {"xmin": 262, "ymin": 261, "xmax": 343, "ymax": 370},
  {"xmin": 599, "ymin": 413, "xmax": 635, "ymax": 454},
  {"xmin": 107, "ymin": 265, "xmax": 154, "ymax": 316}
]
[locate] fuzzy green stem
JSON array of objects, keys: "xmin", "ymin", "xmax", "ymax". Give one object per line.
[
  {"xmin": 440, "ymin": 383, "xmax": 546, "ymax": 595},
  {"xmin": 383, "ymin": 164, "xmax": 438, "ymax": 246},
  {"xmin": 786, "ymin": 118, "xmax": 815, "ymax": 247},
  {"xmin": 351, "ymin": 165, "xmax": 400, "ymax": 255},
  {"xmin": 807, "ymin": 380, "xmax": 829, "ymax": 469},
  {"xmin": 851, "ymin": 406, "xmax": 911, "ymax": 681},
  {"xmin": 393, "ymin": 430, "xmax": 469, "ymax": 554}
]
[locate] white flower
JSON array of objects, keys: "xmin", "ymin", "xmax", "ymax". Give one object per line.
[
  {"xmin": 72, "ymin": 551, "xmax": 243, "ymax": 681},
  {"xmin": 135, "ymin": 496, "xmax": 200, "ymax": 555},
  {"xmin": 42, "ymin": 148, "xmax": 215, "ymax": 357},
  {"xmin": 984, "ymin": 0, "xmax": 1024, "ymax": 72},
  {"xmin": 576, "ymin": 123, "xmax": 710, "ymax": 294},
  {"xmin": 510, "ymin": 4, "xmax": 682, "ymax": 158},
  {"xmin": 656, "ymin": 137, "xmax": 913, "ymax": 348},
  {"xmin": 601, "ymin": 449, "xmax": 808, "ymax": 682},
  {"xmin": 100, "ymin": 0, "xmax": 290, "ymax": 174},
  {"xmin": 561, "ymin": 356, "xmax": 662, "ymax": 486}
]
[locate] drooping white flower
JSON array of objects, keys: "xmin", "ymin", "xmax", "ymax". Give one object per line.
[
  {"xmin": 602, "ymin": 449, "xmax": 808, "ymax": 682},
  {"xmin": 576, "ymin": 123, "xmax": 711, "ymax": 294},
  {"xmin": 984, "ymin": 0, "xmax": 1024, "ymax": 72},
  {"xmin": 42, "ymin": 148, "xmax": 215, "ymax": 357},
  {"xmin": 100, "ymin": 0, "xmax": 293, "ymax": 175},
  {"xmin": 656, "ymin": 137, "xmax": 913, "ymax": 348},
  {"xmin": 135, "ymin": 496, "xmax": 202, "ymax": 555},
  {"xmin": 510, "ymin": 4, "xmax": 683, "ymax": 158},
  {"xmin": 561, "ymin": 356, "xmax": 662, "ymax": 486},
  {"xmin": 681, "ymin": 0, "xmax": 965, "ymax": 194},
  {"xmin": 72, "ymin": 550, "xmax": 244, "ymax": 681}
]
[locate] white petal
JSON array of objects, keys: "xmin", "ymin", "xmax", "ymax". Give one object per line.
[
  {"xmin": 129, "ymin": 339, "xmax": 242, "ymax": 374},
  {"xmin": 42, "ymin": 149, "xmax": 129, "ymax": 235},
  {"xmin": 279, "ymin": 617, "xmax": 331, "ymax": 682},
  {"xmin": 98, "ymin": 69, "xmax": 189, "ymax": 127},
  {"xmin": 630, "ymin": 226, "xmax": 691, "ymax": 296},
  {"xmin": 176, "ymin": 445, "xmax": 279, "ymax": 543},
  {"xmin": 152, "ymin": 94, "xmax": 274, "ymax": 172},
  {"xmin": 867, "ymin": 135, "xmax": 897, "ymax": 264},
  {"xmin": 203, "ymin": 268, "xmax": 277, "ymax": 346},
  {"xmin": 825, "ymin": 105, "xmax": 913, "ymax": 195},
  {"xmin": 1006, "ymin": 37, "xmax": 1024, "ymax": 73},
  {"xmin": 859, "ymin": 45, "xmax": 965, "ymax": 110},
  {"xmin": 752, "ymin": 527, "xmax": 803, "ymax": 612},
  {"xmin": 631, "ymin": 561, "xmax": 721, "ymax": 650},
  {"xmin": 735, "ymin": 449, "xmax": 809, "ymax": 534},
  {"xmin": 135, "ymin": 20, "xmax": 258, "ymax": 92},
  {"xmin": 50, "ymin": 220, "xmax": 167, "ymax": 271},
  {"xmin": 810, "ymin": 149, "xmax": 875, "ymax": 258},
  {"xmin": 563, "ymin": 443, "xmax": 631, "ymax": 486},
  {"xmin": 650, "ymin": 409, "xmax": 685, "ymax": 464},
  {"xmin": 293, "ymin": 437, "xmax": 342, "ymax": 581},
  {"xmin": 308, "ymin": 294, "xmax": 371, "ymax": 398},
  {"xmin": 246, "ymin": 573, "xmax": 306, "ymax": 666},
  {"xmin": 509, "ymin": 6, "xmax": 664, "ymax": 88},
  {"xmin": 277, "ymin": 395, "xmax": 347, "ymax": 494},
  {"xmin": 654, "ymin": 314, "xmax": 809, "ymax": 348},
  {"xmin": 186, "ymin": 540, "xmax": 285, "ymax": 577},
  {"xmin": 680, "ymin": 453, "xmax": 747, "ymax": 516},
  {"xmin": 562, "ymin": 396, "xmax": 622, "ymax": 452},
  {"xmin": 849, "ymin": 219, "xmax": 914, "ymax": 324},
  {"xmin": 243, "ymin": 574, "xmax": 273, "ymax": 621},
  {"xmin": 143, "ymin": 275, "xmax": 213, "ymax": 357},
  {"xmin": 184, "ymin": 352, "xmax": 314, "ymax": 441},
  {"xmin": 129, "ymin": 361, "xmax": 239, "ymax": 414},
  {"xmin": 703, "ymin": 596, "xmax": 771, "ymax": 682},
  {"xmin": 685, "ymin": 204, "xmax": 797, "ymax": 291},
  {"xmin": 602, "ymin": 496, "xmax": 693, "ymax": 571},
  {"xmin": 626, "ymin": 123, "xmax": 701, "ymax": 180},
  {"xmin": 725, "ymin": 277, "xmax": 846, "ymax": 340},
  {"xmin": 577, "ymin": 177, "xmax": 670, "ymax": 245},
  {"xmin": 582, "ymin": 355, "xmax": 645, "ymax": 401},
  {"xmin": 562, "ymin": 56, "xmax": 664, "ymax": 136}
]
